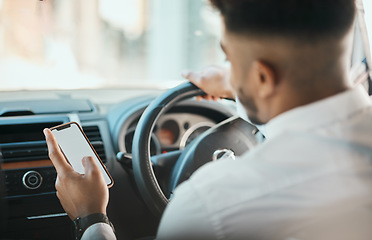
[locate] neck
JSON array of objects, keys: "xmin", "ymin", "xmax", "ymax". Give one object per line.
[{"xmin": 268, "ymin": 75, "xmax": 352, "ymax": 120}]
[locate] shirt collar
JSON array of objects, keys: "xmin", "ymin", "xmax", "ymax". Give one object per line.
[{"xmin": 265, "ymin": 85, "xmax": 372, "ymax": 139}]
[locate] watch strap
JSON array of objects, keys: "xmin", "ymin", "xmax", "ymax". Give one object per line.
[{"xmin": 73, "ymin": 213, "xmax": 115, "ymax": 240}]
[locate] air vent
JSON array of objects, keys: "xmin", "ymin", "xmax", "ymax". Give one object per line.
[
  {"xmin": 0, "ymin": 125, "xmax": 107, "ymax": 163},
  {"xmin": 82, "ymin": 126, "xmax": 107, "ymax": 163},
  {"xmin": 0, "ymin": 141, "xmax": 49, "ymax": 163}
]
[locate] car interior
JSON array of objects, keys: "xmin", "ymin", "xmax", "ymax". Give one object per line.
[{"xmin": 0, "ymin": 0, "xmax": 371, "ymax": 239}]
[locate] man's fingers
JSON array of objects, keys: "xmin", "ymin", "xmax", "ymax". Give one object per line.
[
  {"xmin": 82, "ymin": 156, "xmax": 102, "ymax": 178},
  {"xmin": 43, "ymin": 128, "xmax": 73, "ymax": 174},
  {"xmin": 181, "ymin": 70, "xmax": 202, "ymax": 86},
  {"xmin": 181, "ymin": 70, "xmax": 191, "ymax": 79}
]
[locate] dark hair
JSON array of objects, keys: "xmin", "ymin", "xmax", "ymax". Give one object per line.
[{"xmin": 210, "ymin": 0, "xmax": 356, "ymax": 40}]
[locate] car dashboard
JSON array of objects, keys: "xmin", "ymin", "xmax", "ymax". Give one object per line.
[{"xmin": 0, "ymin": 87, "xmax": 235, "ymax": 239}]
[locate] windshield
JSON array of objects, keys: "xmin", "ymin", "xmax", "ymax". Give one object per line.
[
  {"xmin": 0, "ymin": 0, "xmax": 224, "ymax": 90},
  {"xmin": 0, "ymin": 0, "xmax": 370, "ymax": 91}
]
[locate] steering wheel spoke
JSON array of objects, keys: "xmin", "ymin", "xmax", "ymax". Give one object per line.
[
  {"xmin": 150, "ymin": 150, "xmax": 183, "ymax": 198},
  {"xmin": 151, "ymin": 150, "xmax": 183, "ymax": 170}
]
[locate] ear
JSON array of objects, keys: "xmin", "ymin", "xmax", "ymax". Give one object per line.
[{"xmin": 251, "ymin": 60, "xmax": 276, "ymax": 99}]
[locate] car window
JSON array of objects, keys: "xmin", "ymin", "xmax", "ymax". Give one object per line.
[
  {"xmin": 0, "ymin": 0, "xmax": 224, "ymax": 90},
  {"xmin": 363, "ymin": 0, "xmax": 372, "ymax": 46},
  {"xmin": 362, "ymin": 0, "xmax": 372, "ymax": 66},
  {"xmin": 0, "ymin": 0, "xmax": 370, "ymax": 91}
]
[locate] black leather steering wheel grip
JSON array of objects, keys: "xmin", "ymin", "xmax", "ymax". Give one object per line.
[{"xmin": 132, "ymin": 82, "xmax": 205, "ymax": 217}]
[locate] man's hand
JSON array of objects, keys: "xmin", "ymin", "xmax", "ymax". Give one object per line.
[
  {"xmin": 182, "ymin": 65, "xmax": 235, "ymax": 100},
  {"xmin": 43, "ymin": 128, "xmax": 109, "ymax": 220}
]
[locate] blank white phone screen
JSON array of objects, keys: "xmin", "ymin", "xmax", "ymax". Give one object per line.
[{"xmin": 51, "ymin": 123, "xmax": 112, "ymax": 186}]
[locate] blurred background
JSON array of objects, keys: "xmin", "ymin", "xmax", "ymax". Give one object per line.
[
  {"xmin": 0, "ymin": 0, "xmax": 225, "ymax": 90},
  {"xmin": 0, "ymin": 0, "xmax": 370, "ymax": 90}
]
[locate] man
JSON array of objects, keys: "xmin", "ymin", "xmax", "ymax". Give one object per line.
[{"xmin": 44, "ymin": 0, "xmax": 372, "ymax": 239}]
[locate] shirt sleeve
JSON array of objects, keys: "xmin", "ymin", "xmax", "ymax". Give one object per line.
[
  {"xmin": 81, "ymin": 223, "xmax": 116, "ymax": 240},
  {"xmin": 156, "ymin": 181, "xmax": 217, "ymax": 240}
]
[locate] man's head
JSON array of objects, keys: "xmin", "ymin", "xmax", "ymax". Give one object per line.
[{"xmin": 211, "ymin": 0, "xmax": 356, "ymax": 125}]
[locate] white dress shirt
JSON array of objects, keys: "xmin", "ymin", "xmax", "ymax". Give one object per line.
[
  {"xmin": 83, "ymin": 85, "xmax": 372, "ymax": 240},
  {"xmin": 82, "ymin": 223, "xmax": 116, "ymax": 239}
]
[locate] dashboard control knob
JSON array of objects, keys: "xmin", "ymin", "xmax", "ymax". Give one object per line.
[{"xmin": 22, "ymin": 171, "xmax": 43, "ymax": 190}]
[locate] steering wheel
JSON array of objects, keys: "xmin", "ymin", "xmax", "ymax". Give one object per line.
[{"xmin": 132, "ymin": 82, "xmax": 258, "ymax": 217}]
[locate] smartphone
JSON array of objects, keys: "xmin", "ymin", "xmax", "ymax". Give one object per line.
[{"xmin": 50, "ymin": 122, "xmax": 113, "ymax": 188}]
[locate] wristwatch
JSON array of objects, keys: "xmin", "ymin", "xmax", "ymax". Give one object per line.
[{"xmin": 73, "ymin": 213, "xmax": 115, "ymax": 240}]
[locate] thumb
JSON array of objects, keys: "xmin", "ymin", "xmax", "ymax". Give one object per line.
[
  {"xmin": 181, "ymin": 70, "xmax": 201, "ymax": 85},
  {"xmin": 82, "ymin": 156, "xmax": 101, "ymax": 176}
]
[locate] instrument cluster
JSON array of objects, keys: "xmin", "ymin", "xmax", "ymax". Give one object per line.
[{"xmin": 122, "ymin": 113, "xmax": 216, "ymax": 155}]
